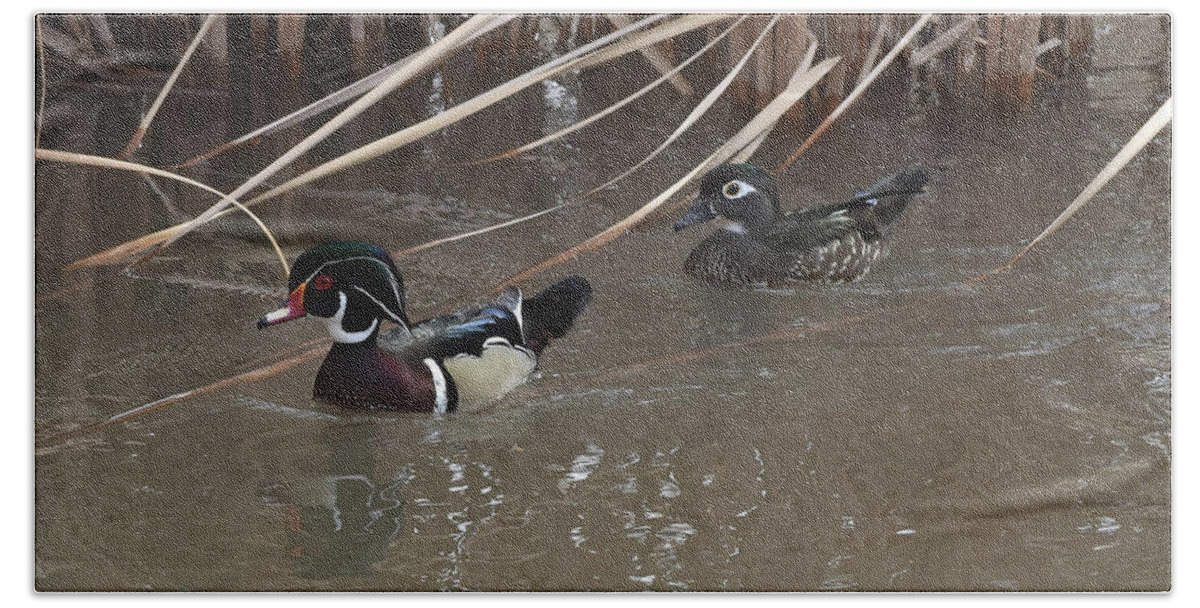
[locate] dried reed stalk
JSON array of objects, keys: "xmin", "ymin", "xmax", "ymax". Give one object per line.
[
  {"xmin": 775, "ymin": 15, "xmax": 815, "ymax": 126},
  {"xmin": 35, "ymin": 343, "xmax": 329, "ymax": 450},
  {"xmin": 396, "ymin": 205, "xmax": 566, "ymax": 257},
  {"xmin": 238, "ymin": 15, "xmax": 705, "ymax": 206},
  {"xmin": 39, "ymin": 149, "xmax": 290, "ymax": 276},
  {"xmin": 38, "ymin": 21, "xmax": 86, "ymax": 65},
  {"xmin": 577, "ymin": 16, "xmax": 780, "ymax": 199},
  {"xmin": 150, "ymin": 14, "xmax": 509, "ymax": 255},
  {"xmin": 120, "ymin": 14, "xmax": 217, "ymax": 160},
  {"xmin": 752, "ymin": 15, "xmax": 776, "ymax": 109},
  {"xmin": 857, "ymin": 15, "xmax": 890, "ymax": 85},
  {"xmin": 64, "ymin": 15, "xmax": 95, "ymax": 57},
  {"xmin": 501, "ymin": 55, "xmax": 840, "ymax": 288},
  {"xmin": 911, "ymin": 15, "xmax": 976, "ymax": 67},
  {"xmin": 993, "ymin": 97, "xmax": 1172, "ymax": 273},
  {"xmin": 606, "ymin": 14, "xmax": 694, "ymax": 96},
  {"xmin": 86, "ymin": 15, "xmax": 118, "ymax": 56},
  {"xmin": 400, "ymin": 17, "xmax": 791, "ymax": 258},
  {"xmin": 203, "ymin": 14, "xmax": 228, "ymax": 66},
  {"xmin": 70, "ymin": 14, "xmax": 693, "ymax": 270},
  {"xmin": 277, "ymin": 14, "xmax": 306, "ymax": 78},
  {"xmin": 177, "ymin": 16, "xmax": 448, "ymax": 169},
  {"xmin": 1036, "ymin": 38, "xmax": 1062, "ymax": 55},
  {"xmin": 175, "ymin": 50, "xmax": 416, "ymax": 169},
  {"xmin": 778, "ymin": 13, "xmax": 932, "ymax": 172},
  {"xmin": 461, "ymin": 16, "xmax": 747, "ymax": 167},
  {"xmin": 735, "ymin": 41, "xmax": 819, "ymax": 163},
  {"xmin": 391, "ymin": 18, "xmax": 756, "ymax": 256},
  {"xmin": 349, "ymin": 15, "xmax": 368, "ymax": 74}
]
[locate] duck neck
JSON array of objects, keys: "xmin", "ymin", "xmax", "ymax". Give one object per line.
[{"xmin": 321, "ymin": 291, "xmax": 385, "ymax": 344}]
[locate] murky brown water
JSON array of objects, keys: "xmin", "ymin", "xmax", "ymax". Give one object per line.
[{"xmin": 34, "ymin": 14, "xmax": 1170, "ymax": 591}]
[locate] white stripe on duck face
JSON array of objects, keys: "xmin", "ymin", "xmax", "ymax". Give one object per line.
[
  {"xmin": 306, "ymin": 256, "xmax": 408, "ymax": 326},
  {"xmin": 443, "ymin": 337, "xmax": 537, "ymax": 408},
  {"xmin": 322, "ymin": 291, "xmax": 380, "ymax": 343},
  {"xmin": 351, "ymin": 285, "xmax": 408, "ymax": 328}
]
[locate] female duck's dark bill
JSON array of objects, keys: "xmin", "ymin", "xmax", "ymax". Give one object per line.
[
  {"xmin": 673, "ymin": 196, "xmax": 717, "ymax": 231},
  {"xmin": 257, "ymin": 283, "xmax": 308, "ymax": 329}
]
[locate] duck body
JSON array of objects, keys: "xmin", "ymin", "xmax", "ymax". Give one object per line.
[
  {"xmin": 258, "ymin": 242, "xmax": 592, "ymax": 413},
  {"xmin": 675, "ymin": 164, "xmax": 930, "ymax": 285}
]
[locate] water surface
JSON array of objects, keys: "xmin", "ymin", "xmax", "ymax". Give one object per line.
[{"xmin": 34, "ymin": 14, "xmax": 1170, "ymax": 591}]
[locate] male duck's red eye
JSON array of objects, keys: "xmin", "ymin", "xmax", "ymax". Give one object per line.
[{"xmin": 313, "ymin": 274, "xmax": 334, "ymax": 290}]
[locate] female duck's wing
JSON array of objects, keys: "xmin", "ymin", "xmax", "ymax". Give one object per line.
[
  {"xmin": 768, "ymin": 202, "xmax": 865, "ymax": 251},
  {"xmin": 766, "ymin": 203, "xmax": 885, "ymax": 282}
]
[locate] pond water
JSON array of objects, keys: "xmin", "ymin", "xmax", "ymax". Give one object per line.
[{"xmin": 34, "ymin": 14, "xmax": 1170, "ymax": 591}]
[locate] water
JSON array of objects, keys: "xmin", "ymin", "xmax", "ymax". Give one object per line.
[{"xmin": 34, "ymin": 14, "xmax": 1170, "ymax": 591}]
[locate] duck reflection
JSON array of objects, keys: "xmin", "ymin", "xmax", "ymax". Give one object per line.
[
  {"xmin": 693, "ymin": 286, "xmax": 780, "ymax": 348},
  {"xmin": 279, "ymin": 473, "xmax": 405, "ymax": 579},
  {"xmin": 265, "ymin": 421, "xmax": 407, "ymax": 579}
]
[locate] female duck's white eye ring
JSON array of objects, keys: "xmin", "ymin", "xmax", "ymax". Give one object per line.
[{"xmin": 722, "ymin": 181, "xmax": 741, "ymax": 198}]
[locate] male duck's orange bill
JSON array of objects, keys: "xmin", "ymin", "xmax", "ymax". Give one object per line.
[{"xmin": 257, "ymin": 283, "xmax": 307, "ymax": 328}]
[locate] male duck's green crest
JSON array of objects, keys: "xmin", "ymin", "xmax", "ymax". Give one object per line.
[
  {"xmin": 258, "ymin": 241, "xmax": 592, "ymax": 413},
  {"xmin": 258, "ymin": 241, "xmax": 410, "ymax": 343},
  {"xmin": 674, "ymin": 163, "xmax": 930, "ymax": 285}
]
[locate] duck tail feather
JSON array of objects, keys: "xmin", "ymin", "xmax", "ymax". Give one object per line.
[
  {"xmin": 852, "ymin": 166, "xmax": 930, "ymax": 227},
  {"xmin": 522, "ymin": 275, "xmax": 593, "ymax": 355}
]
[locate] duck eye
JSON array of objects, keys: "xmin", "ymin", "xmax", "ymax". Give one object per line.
[
  {"xmin": 722, "ymin": 181, "xmax": 741, "ymax": 198},
  {"xmin": 312, "ymin": 274, "xmax": 334, "ymax": 290}
]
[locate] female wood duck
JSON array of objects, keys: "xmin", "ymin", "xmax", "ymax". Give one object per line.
[
  {"xmin": 257, "ymin": 241, "xmax": 592, "ymax": 413},
  {"xmin": 673, "ymin": 163, "xmax": 930, "ymax": 285}
]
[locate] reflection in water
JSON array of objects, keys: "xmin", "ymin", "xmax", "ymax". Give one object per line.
[
  {"xmin": 259, "ymin": 415, "xmax": 514, "ymax": 588},
  {"xmin": 693, "ymin": 286, "xmax": 778, "ymax": 347},
  {"xmin": 264, "ymin": 420, "xmax": 405, "ymax": 579},
  {"xmin": 271, "ymin": 474, "xmax": 405, "ymax": 579}
]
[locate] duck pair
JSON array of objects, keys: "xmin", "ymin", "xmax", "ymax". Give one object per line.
[{"xmin": 259, "ymin": 164, "xmax": 929, "ymax": 412}]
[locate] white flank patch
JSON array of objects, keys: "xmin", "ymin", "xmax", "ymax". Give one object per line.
[
  {"xmin": 444, "ymin": 340, "xmax": 537, "ymax": 408},
  {"xmin": 423, "ymin": 358, "xmax": 450, "ymax": 414}
]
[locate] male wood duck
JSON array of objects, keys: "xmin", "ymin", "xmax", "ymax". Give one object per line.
[
  {"xmin": 257, "ymin": 241, "xmax": 592, "ymax": 413},
  {"xmin": 673, "ymin": 163, "xmax": 930, "ymax": 285}
]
